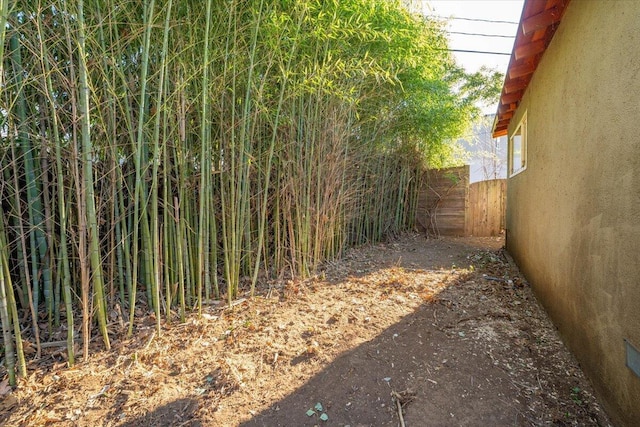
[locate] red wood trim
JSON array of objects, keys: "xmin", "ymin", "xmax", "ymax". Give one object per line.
[
  {"xmin": 501, "ymin": 91, "xmax": 523, "ymax": 104},
  {"xmin": 498, "ymin": 104, "xmax": 510, "ymax": 115},
  {"xmin": 504, "ymin": 77, "xmax": 530, "ymax": 93},
  {"xmin": 515, "ymin": 39, "xmax": 546, "ymax": 60},
  {"xmin": 522, "ymin": 6, "xmax": 562, "ymax": 35},
  {"xmin": 508, "ymin": 63, "xmax": 536, "ymax": 79},
  {"xmin": 492, "ymin": 0, "xmax": 571, "ymax": 137}
]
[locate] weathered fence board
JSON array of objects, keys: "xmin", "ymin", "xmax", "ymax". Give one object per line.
[
  {"xmin": 466, "ymin": 179, "xmax": 506, "ymax": 236},
  {"xmin": 416, "ymin": 166, "xmax": 469, "ymax": 236}
]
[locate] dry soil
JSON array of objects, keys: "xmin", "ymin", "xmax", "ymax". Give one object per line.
[{"xmin": 0, "ymin": 234, "xmax": 612, "ymax": 426}]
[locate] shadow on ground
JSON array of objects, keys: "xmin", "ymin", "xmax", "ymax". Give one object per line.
[
  {"xmin": 238, "ymin": 273, "xmax": 528, "ymax": 427},
  {"xmin": 107, "ymin": 237, "xmax": 608, "ymax": 426},
  {"xmin": 235, "ymin": 238, "xmax": 606, "ymax": 426},
  {"xmin": 6, "ymin": 236, "xmax": 604, "ymax": 427}
]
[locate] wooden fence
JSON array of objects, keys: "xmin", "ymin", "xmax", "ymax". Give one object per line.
[
  {"xmin": 416, "ymin": 166, "xmax": 469, "ymax": 236},
  {"xmin": 466, "ymin": 179, "xmax": 506, "ymax": 236},
  {"xmin": 416, "ymin": 166, "xmax": 506, "ymax": 237}
]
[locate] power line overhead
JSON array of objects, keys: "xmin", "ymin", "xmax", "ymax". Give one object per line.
[
  {"xmin": 431, "ymin": 15, "xmax": 519, "ymax": 25},
  {"xmin": 445, "ymin": 49, "xmax": 512, "ymax": 56},
  {"xmin": 449, "ymin": 31, "xmax": 515, "ymax": 39}
]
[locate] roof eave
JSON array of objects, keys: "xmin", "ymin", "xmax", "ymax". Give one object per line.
[{"xmin": 491, "ymin": 0, "xmax": 571, "ymax": 138}]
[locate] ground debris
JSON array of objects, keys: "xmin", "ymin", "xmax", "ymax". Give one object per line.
[{"xmin": 0, "ymin": 234, "xmax": 611, "ymax": 427}]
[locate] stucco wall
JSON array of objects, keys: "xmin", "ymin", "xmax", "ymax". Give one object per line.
[{"xmin": 505, "ymin": 2, "xmax": 640, "ymax": 425}]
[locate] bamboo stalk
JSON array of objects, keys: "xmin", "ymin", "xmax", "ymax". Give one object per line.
[
  {"xmin": 9, "ymin": 29, "xmax": 53, "ymax": 332},
  {"xmin": 197, "ymin": 0, "xmax": 213, "ymax": 314},
  {"xmin": 250, "ymin": 4, "xmax": 304, "ymax": 295},
  {"xmin": 35, "ymin": 8, "xmax": 75, "ymax": 364},
  {"xmin": 0, "ymin": 219, "xmax": 17, "ymax": 386},
  {"xmin": 77, "ymin": 0, "xmax": 110, "ymax": 350},
  {"xmin": 129, "ymin": 0, "xmax": 156, "ymax": 337},
  {"xmin": 148, "ymin": 0, "xmax": 173, "ymax": 333},
  {"xmin": 9, "ymin": 143, "xmax": 41, "ymax": 358}
]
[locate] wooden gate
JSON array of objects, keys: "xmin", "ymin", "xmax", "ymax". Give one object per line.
[{"xmin": 466, "ymin": 179, "xmax": 506, "ymax": 236}]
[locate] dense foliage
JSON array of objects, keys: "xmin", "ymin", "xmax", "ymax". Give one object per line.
[{"xmin": 0, "ymin": 0, "xmax": 500, "ymax": 381}]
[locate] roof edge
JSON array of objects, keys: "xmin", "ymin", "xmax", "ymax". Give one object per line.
[{"xmin": 491, "ymin": 0, "xmax": 571, "ymax": 137}]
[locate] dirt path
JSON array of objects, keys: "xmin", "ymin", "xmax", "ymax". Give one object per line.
[{"xmin": 1, "ymin": 235, "xmax": 611, "ymax": 426}]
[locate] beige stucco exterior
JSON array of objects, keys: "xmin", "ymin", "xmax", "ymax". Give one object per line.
[{"xmin": 505, "ymin": 2, "xmax": 640, "ymax": 425}]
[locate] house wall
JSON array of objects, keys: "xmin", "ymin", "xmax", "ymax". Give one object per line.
[{"xmin": 505, "ymin": 2, "xmax": 640, "ymax": 425}]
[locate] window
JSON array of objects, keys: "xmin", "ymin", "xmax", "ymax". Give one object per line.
[{"xmin": 509, "ymin": 112, "xmax": 527, "ymax": 176}]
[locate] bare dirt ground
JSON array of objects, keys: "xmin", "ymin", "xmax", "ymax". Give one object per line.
[{"xmin": 1, "ymin": 234, "xmax": 612, "ymax": 426}]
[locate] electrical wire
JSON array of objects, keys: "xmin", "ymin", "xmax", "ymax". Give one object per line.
[
  {"xmin": 449, "ymin": 31, "xmax": 515, "ymax": 39},
  {"xmin": 431, "ymin": 15, "xmax": 519, "ymax": 25},
  {"xmin": 447, "ymin": 49, "xmax": 512, "ymax": 56}
]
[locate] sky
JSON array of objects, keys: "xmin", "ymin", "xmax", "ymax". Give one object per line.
[
  {"xmin": 422, "ymin": 1, "xmax": 525, "ymax": 74},
  {"xmin": 417, "ymin": 1, "xmax": 525, "ymax": 174}
]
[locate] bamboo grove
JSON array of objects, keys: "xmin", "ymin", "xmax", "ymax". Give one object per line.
[{"xmin": 0, "ymin": 0, "xmax": 499, "ymax": 383}]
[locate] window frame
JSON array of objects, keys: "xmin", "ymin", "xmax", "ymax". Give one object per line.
[{"xmin": 508, "ymin": 112, "xmax": 527, "ymax": 177}]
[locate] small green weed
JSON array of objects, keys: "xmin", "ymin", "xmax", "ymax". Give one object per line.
[{"xmin": 570, "ymin": 386, "xmax": 583, "ymax": 405}]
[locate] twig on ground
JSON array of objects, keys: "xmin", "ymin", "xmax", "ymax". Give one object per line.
[
  {"xmin": 143, "ymin": 331, "xmax": 156, "ymax": 351},
  {"xmin": 392, "ymin": 390, "xmax": 406, "ymax": 427}
]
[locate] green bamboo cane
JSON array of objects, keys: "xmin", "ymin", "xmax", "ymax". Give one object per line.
[
  {"xmin": 250, "ymin": 2, "xmax": 304, "ymax": 296},
  {"xmin": 162, "ymin": 99, "xmax": 173, "ymax": 321},
  {"xmin": 0, "ymin": 163, "xmax": 28, "ymax": 310},
  {"xmin": 129, "ymin": 0, "xmax": 156, "ymax": 336},
  {"xmin": 0, "ymin": 0, "xmax": 8, "ymax": 124},
  {"xmin": 0, "ymin": 195, "xmax": 26, "ymax": 382},
  {"xmin": 94, "ymin": 3, "xmax": 120, "ymax": 312},
  {"xmin": 38, "ymin": 140, "xmax": 56, "ymax": 329},
  {"xmin": 3, "ymin": 252, "xmax": 26, "ymax": 378},
  {"xmin": 8, "ymin": 135, "xmax": 41, "ymax": 359},
  {"xmin": 184, "ymin": 194, "xmax": 195, "ymax": 308},
  {"xmin": 9, "ymin": 29, "xmax": 53, "ymax": 327},
  {"xmin": 117, "ymin": 175, "xmax": 132, "ymax": 312},
  {"xmin": 149, "ymin": 0, "xmax": 173, "ymax": 332},
  {"xmin": 35, "ymin": 10, "xmax": 75, "ymax": 365},
  {"xmin": 58, "ymin": 0, "xmax": 91, "ymax": 360},
  {"xmin": 174, "ymin": 82, "xmax": 187, "ymax": 321},
  {"xmin": 197, "ymin": 0, "xmax": 213, "ymax": 313},
  {"xmin": 174, "ymin": 196, "xmax": 186, "ymax": 322},
  {"xmin": 77, "ymin": 0, "xmax": 110, "ymax": 350},
  {"xmin": 115, "ymin": 183, "xmax": 126, "ymax": 309},
  {"xmin": 0, "ymin": 242, "xmax": 16, "ymax": 386},
  {"xmin": 219, "ymin": 0, "xmax": 235, "ymax": 306},
  {"xmin": 108, "ymin": 1, "xmax": 136, "ymax": 315},
  {"xmin": 209, "ymin": 187, "xmax": 220, "ymax": 300},
  {"xmin": 163, "ymin": 187, "xmax": 172, "ymax": 321}
]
